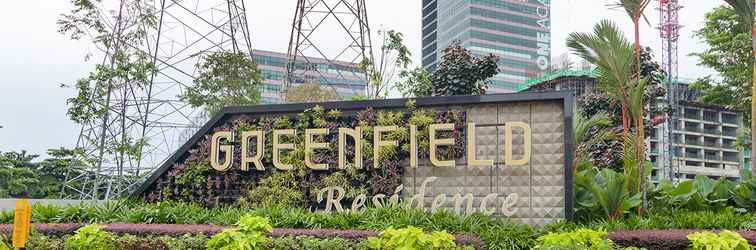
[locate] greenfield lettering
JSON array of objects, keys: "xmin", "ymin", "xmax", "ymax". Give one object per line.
[{"xmin": 209, "ymin": 122, "xmax": 533, "ymax": 171}]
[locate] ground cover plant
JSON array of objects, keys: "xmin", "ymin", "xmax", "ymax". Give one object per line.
[
  {"xmin": 0, "ymin": 214, "xmax": 480, "ymax": 250},
  {"xmin": 687, "ymin": 230, "xmax": 751, "ymax": 250},
  {"xmin": 0, "ymin": 201, "xmax": 517, "ymax": 249},
  {"xmin": 4, "ymin": 199, "xmax": 756, "ymax": 249}
]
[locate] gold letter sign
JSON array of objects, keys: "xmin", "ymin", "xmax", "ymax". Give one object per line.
[
  {"xmin": 241, "ymin": 131, "xmax": 264, "ymax": 171},
  {"xmin": 504, "ymin": 122, "xmax": 532, "ymax": 166},
  {"xmin": 210, "ymin": 131, "xmax": 233, "ymax": 171},
  {"xmin": 466, "ymin": 123, "xmax": 493, "ymax": 167},
  {"xmin": 338, "ymin": 127, "xmax": 362, "ymax": 169},
  {"xmin": 429, "ymin": 123, "xmax": 455, "ymax": 167},
  {"xmin": 273, "ymin": 129, "xmax": 295, "ymax": 170},
  {"xmin": 305, "ymin": 128, "xmax": 329, "ymax": 170},
  {"xmin": 373, "ymin": 126, "xmax": 398, "ymax": 169}
]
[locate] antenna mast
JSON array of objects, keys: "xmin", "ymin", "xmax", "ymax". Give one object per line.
[{"xmin": 657, "ymin": 0, "xmax": 683, "ymax": 181}]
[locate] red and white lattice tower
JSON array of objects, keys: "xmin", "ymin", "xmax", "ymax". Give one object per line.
[{"xmin": 658, "ymin": 0, "xmax": 683, "ymax": 181}]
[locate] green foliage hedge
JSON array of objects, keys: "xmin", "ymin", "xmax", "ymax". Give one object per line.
[
  {"xmin": 1, "ymin": 215, "xmax": 476, "ymax": 250},
  {"xmin": 0, "ymin": 201, "xmax": 531, "ymax": 249},
  {"xmin": 2, "ymin": 200, "xmax": 756, "ymax": 249}
]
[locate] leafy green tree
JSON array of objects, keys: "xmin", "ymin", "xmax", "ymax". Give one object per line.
[
  {"xmin": 690, "ymin": 6, "xmax": 752, "ymax": 115},
  {"xmin": 689, "ymin": 77, "xmax": 741, "ymax": 108},
  {"xmin": 180, "ymin": 52, "xmax": 263, "ymax": 116},
  {"xmin": 692, "ymin": 4, "xmax": 755, "ymax": 174},
  {"xmin": 733, "ymin": 128, "xmax": 752, "ymax": 151},
  {"xmin": 361, "ymin": 29, "xmax": 412, "ymax": 99},
  {"xmin": 430, "ymin": 42, "xmax": 499, "ymax": 96},
  {"xmin": 41, "ymin": 148, "xmax": 87, "ymax": 198},
  {"xmin": 59, "ymin": 0, "xmax": 158, "ymax": 165},
  {"xmin": 284, "ymin": 82, "xmax": 340, "ymax": 103},
  {"xmin": 0, "ymin": 149, "xmax": 86, "ymax": 198},
  {"xmin": 0, "ymin": 151, "xmax": 39, "ymax": 198},
  {"xmin": 394, "ymin": 67, "xmax": 432, "ymax": 98},
  {"xmin": 59, "ymin": 0, "xmax": 157, "ymax": 124}
]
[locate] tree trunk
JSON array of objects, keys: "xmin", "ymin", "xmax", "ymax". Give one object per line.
[
  {"xmin": 621, "ymin": 101, "xmax": 629, "ymax": 137},
  {"xmin": 634, "ymin": 20, "xmax": 641, "ymax": 71},
  {"xmin": 751, "ymin": 24, "xmax": 756, "ymax": 176},
  {"xmin": 573, "ymin": 151, "xmax": 578, "ymax": 175},
  {"xmin": 634, "ymin": 18, "xmax": 643, "ymax": 217}
]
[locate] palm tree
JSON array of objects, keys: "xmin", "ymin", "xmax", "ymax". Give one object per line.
[
  {"xmin": 568, "ymin": 20, "xmax": 648, "ymax": 215},
  {"xmin": 724, "ymin": 0, "xmax": 756, "ymax": 175},
  {"xmin": 612, "ymin": 0, "xmax": 651, "ymax": 72},
  {"xmin": 567, "ymin": 20, "xmax": 635, "ymax": 137}
]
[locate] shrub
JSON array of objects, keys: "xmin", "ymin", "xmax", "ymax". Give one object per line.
[
  {"xmin": 731, "ymin": 173, "xmax": 756, "ymax": 210},
  {"xmin": 1, "ymin": 201, "xmax": 523, "ymax": 249},
  {"xmin": 265, "ymin": 236, "xmax": 354, "ymax": 249},
  {"xmin": 26, "ymin": 232, "xmax": 66, "ymax": 249},
  {"xmin": 153, "ymin": 234, "xmax": 209, "ymax": 250},
  {"xmin": 0, "ymin": 234, "xmax": 8, "ymax": 250},
  {"xmin": 609, "ymin": 229, "xmax": 756, "ymax": 250},
  {"xmin": 688, "ymin": 230, "xmax": 751, "ymax": 250},
  {"xmin": 533, "ymin": 228, "xmax": 616, "ymax": 250},
  {"xmin": 575, "ymin": 168, "xmax": 641, "ymax": 221},
  {"xmin": 206, "ymin": 215, "xmax": 272, "ymax": 250},
  {"xmin": 364, "ymin": 226, "xmax": 462, "ymax": 250},
  {"xmin": 548, "ymin": 207, "xmax": 756, "ymax": 232},
  {"xmin": 236, "ymin": 172, "xmax": 305, "ymax": 208},
  {"xmin": 64, "ymin": 224, "xmax": 117, "ymax": 250},
  {"xmin": 652, "ymin": 176, "xmax": 731, "ymax": 210}
]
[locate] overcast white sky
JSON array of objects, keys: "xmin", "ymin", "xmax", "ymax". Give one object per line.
[{"xmin": 0, "ymin": 0, "xmax": 725, "ymax": 156}]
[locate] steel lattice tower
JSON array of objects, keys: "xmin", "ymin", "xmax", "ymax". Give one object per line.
[
  {"xmin": 285, "ymin": 0, "xmax": 373, "ymax": 99},
  {"xmin": 63, "ymin": 0, "xmax": 253, "ymax": 200},
  {"xmin": 657, "ymin": 0, "xmax": 683, "ymax": 181}
]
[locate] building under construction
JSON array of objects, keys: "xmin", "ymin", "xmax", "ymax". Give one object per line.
[{"xmin": 520, "ymin": 69, "xmax": 747, "ymax": 181}]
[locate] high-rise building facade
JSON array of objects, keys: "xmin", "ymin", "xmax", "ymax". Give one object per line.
[
  {"xmin": 422, "ymin": 0, "xmax": 551, "ymax": 93},
  {"xmin": 252, "ymin": 50, "xmax": 366, "ymax": 104}
]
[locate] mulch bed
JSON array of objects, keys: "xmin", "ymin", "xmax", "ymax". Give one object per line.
[
  {"xmin": 609, "ymin": 229, "xmax": 756, "ymax": 250},
  {"xmin": 0, "ymin": 223, "xmax": 483, "ymax": 249}
]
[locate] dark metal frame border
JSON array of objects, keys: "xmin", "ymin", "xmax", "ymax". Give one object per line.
[{"xmin": 131, "ymin": 91, "xmax": 575, "ymax": 221}]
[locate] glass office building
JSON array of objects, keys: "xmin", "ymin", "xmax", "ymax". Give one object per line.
[
  {"xmin": 252, "ymin": 50, "xmax": 366, "ymax": 104},
  {"xmin": 422, "ymin": 0, "xmax": 551, "ymax": 93}
]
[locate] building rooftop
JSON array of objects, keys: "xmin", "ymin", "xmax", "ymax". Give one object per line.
[{"xmin": 518, "ymin": 68, "xmax": 598, "ymax": 91}]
